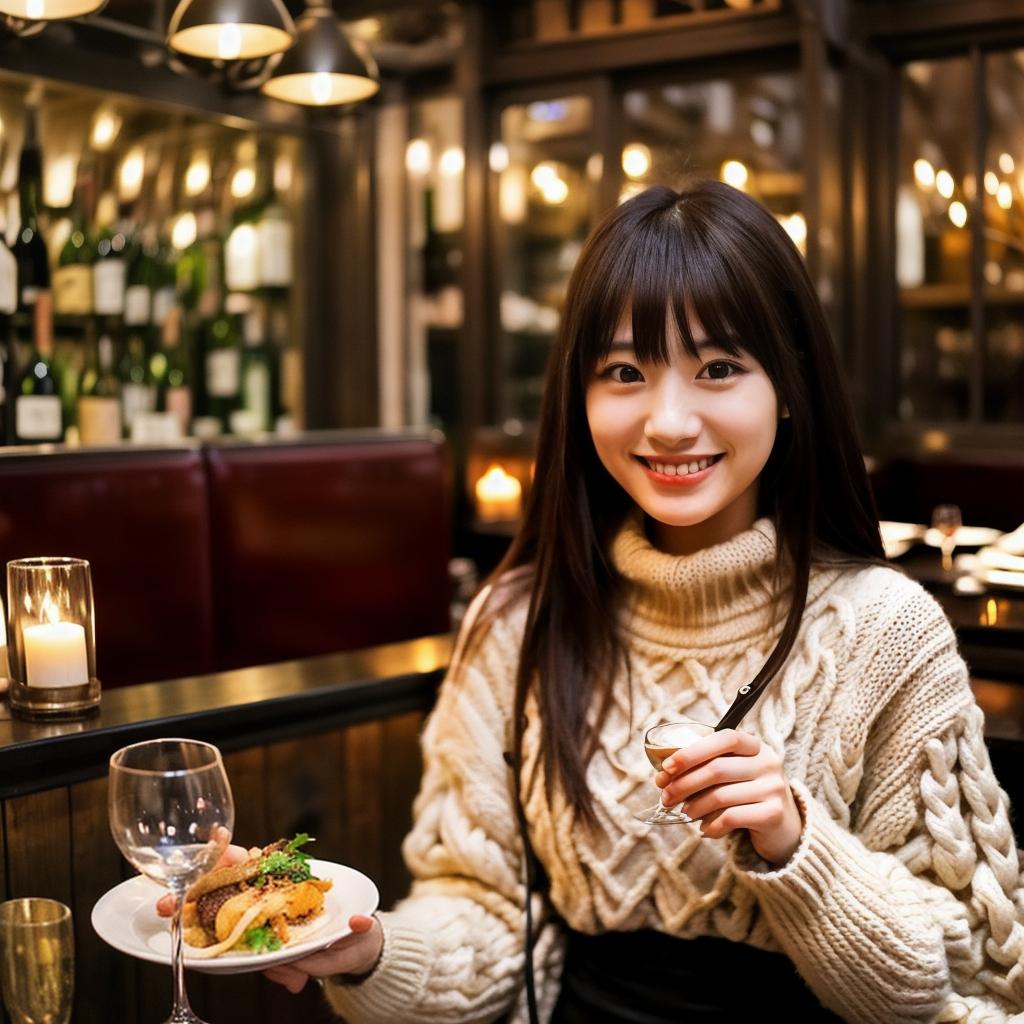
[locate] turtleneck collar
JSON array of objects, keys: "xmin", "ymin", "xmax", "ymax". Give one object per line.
[{"xmin": 610, "ymin": 509, "xmax": 834, "ymax": 650}]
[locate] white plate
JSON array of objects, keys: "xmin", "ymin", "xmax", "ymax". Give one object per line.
[
  {"xmin": 91, "ymin": 859, "xmax": 378, "ymax": 975},
  {"xmin": 879, "ymin": 521, "xmax": 927, "ymax": 560},
  {"xmin": 924, "ymin": 526, "xmax": 1004, "ymax": 549}
]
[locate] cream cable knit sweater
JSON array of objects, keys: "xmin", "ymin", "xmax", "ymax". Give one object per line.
[{"xmin": 325, "ymin": 515, "xmax": 1024, "ymax": 1024}]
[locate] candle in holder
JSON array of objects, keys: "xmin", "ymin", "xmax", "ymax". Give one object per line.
[
  {"xmin": 6, "ymin": 558, "xmax": 100, "ymax": 719},
  {"xmin": 24, "ymin": 620, "xmax": 89, "ymax": 688},
  {"xmin": 475, "ymin": 464, "xmax": 523, "ymax": 523}
]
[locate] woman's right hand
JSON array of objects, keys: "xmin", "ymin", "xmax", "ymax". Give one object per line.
[{"xmin": 262, "ymin": 914, "xmax": 384, "ymax": 993}]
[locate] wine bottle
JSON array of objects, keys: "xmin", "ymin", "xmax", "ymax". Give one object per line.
[
  {"xmin": 151, "ymin": 304, "xmax": 191, "ymax": 435},
  {"xmin": 14, "ymin": 291, "xmax": 62, "ymax": 444},
  {"xmin": 93, "ymin": 221, "xmax": 127, "ymax": 318},
  {"xmin": 77, "ymin": 328, "xmax": 122, "ymax": 446},
  {"xmin": 53, "ymin": 205, "xmax": 95, "ymax": 317},
  {"xmin": 118, "ymin": 324, "xmax": 155, "ymax": 439},
  {"xmin": 0, "ymin": 222, "xmax": 17, "ymax": 445},
  {"xmin": 151, "ymin": 236, "xmax": 177, "ymax": 328},
  {"xmin": 124, "ymin": 230, "xmax": 153, "ymax": 330},
  {"xmin": 240, "ymin": 300, "xmax": 277, "ymax": 433},
  {"xmin": 12, "ymin": 116, "xmax": 51, "ymax": 316},
  {"xmin": 204, "ymin": 298, "xmax": 243, "ymax": 432}
]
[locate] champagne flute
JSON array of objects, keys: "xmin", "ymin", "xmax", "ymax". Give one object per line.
[
  {"xmin": 0, "ymin": 898, "xmax": 74, "ymax": 1024},
  {"xmin": 633, "ymin": 718, "xmax": 715, "ymax": 825},
  {"xmin": 932, "ymin": 504, "xmax": 962, "ymax": 573},
  {"xmin": 108, "ymin": 738, "xmax": 233, "ymax": 1024}
]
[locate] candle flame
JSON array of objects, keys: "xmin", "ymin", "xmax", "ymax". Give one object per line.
[{"xmin": 475, "ymin": 464, "xmax": 522, "ymax": 503}]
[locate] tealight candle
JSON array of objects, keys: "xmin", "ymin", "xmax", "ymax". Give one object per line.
[
  {"xmin": 24, "ymin": 621, "xmax": 89, "ymax": 689},
  {"xmin": 475, "ymin": 464, "xmax": 523, "ymax": 523}
]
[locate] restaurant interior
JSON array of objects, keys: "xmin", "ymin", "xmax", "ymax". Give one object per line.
[{"xmin": 0, "ymin": 1, "xmax": 1023, "ymax": 1021}]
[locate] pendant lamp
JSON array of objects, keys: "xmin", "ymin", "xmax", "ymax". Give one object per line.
[
  {"xmin": 167, "ymin": 0, "xmax": 295, "ymax": 61},
  {"xmin": 261, "ymin": 1, "xmax": 379, "ymax": 107},
  {"xmin": 0, "ymin": 0, "xmax": 105, "ymax": 17}
]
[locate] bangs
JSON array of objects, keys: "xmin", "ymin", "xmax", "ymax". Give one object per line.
[{"xmin": 578, "ymin": 189, "xmax": 789, "ymax": 374}]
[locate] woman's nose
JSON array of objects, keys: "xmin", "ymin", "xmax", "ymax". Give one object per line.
[{"xmin": 644, "ymin": 383, "xmax": 701, "ymax": 446}]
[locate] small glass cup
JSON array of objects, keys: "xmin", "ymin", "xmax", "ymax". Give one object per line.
[
  {"xmin": 0, "ymin": 898, "xmax": 74, "ymax": 1024},
  {"xmin": 634, "ymin": 717, "xmax": 715, "ymax": 826},
  {"xmin": 6, "ymin": 558, "xmax": 100, "ymax": 719},
  {"xmin": 931, "ymin": 504, "xmax": 962, "ymax": 573}
]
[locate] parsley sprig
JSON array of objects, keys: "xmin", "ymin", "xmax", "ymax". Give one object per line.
[
  {"xmin": 243, "ymin": 925, "xmax": 282, "ymax": 953},
  {"xmin": 253, "ymin": 833, "xmax": 315, "ymax": 887}
]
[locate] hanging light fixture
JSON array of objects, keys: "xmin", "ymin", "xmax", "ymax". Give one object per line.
[
  {"xmin": 167, "ymin": 0, "xmax": 295, "ymax": 61},
  {"xmin": 261, "ymin": 1, "xmax": 379, "ymax": 107},
  {"xmin": 0, "ymin": 0, "xmax": 105, "ymax": 17}
]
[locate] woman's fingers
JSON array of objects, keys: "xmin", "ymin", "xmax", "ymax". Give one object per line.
[
  {"xmin": 263, "ymin": 963, "xmax": 309, "ymax": 994},
  {"xmin": 671, "ymin": 778, "xmax": 775, "ymax": 818}
]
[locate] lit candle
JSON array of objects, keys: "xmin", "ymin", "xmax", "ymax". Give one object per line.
[
  {"xmin": 475, "ymin": 464, "xmax": 523, "ymax": 523},
  {"xmin": 23, "ymin": 622, "xmax": 89, "ymax": 689}
]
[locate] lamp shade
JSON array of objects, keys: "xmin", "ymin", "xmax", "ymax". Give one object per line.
[
  {"xmin": 168, "ymin": 0, "xmax": 295, "ymax": 61},
  {"xmin": 0, "ymin": 0, "xmax": 105, "ymax": 17},
  {"xmin": 261, "ymin": 3, "xmax": 379, "ymax": 107}
]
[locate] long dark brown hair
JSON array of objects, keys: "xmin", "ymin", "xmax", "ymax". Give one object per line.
[{"xmin": 483, "ymin": 181, "xmax": 884, "ymax": 824}]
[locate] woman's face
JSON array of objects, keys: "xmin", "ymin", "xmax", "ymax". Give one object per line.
[{"xmin": 585, "ymin": 313, "xmax": 782, "ymax": 555}]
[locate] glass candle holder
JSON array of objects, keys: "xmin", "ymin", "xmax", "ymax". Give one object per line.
[
  {"xmin": 6, "ymin": 558, "xmax": 100, "ymax": 719},
  {"xmin": 0, "ymin": 594, "xmax": 8, "ymax": 694}
]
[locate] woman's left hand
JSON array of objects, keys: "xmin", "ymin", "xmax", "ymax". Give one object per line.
[{"xmin": 655, "ymin": 728, "xmax": 804, "ymax": 868}]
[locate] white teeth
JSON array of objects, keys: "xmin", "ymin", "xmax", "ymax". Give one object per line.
[{"xmin": 698, "ymin": 458, "xmax": 709, "ymax": 470}]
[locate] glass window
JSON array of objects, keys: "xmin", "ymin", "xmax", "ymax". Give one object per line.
[
  {"xmin": 494, "ymin": 95, "xmax": 595, "ymax": 422},
  {"xmin": 983, "ymin": 51, "xmax": 1024, "ymax": 422},
  {"xmin": 897, "ymin": 57, "xmax": 974, "ymax": 422}
]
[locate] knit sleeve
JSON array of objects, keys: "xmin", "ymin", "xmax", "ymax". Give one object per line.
[
  {"xmin": 323, "ymin": 586, "xmax": 564, "ymax": 1024},
  {"xmin": 728, "ymin": 582, "xmax": 1024, "ymax": 1024}
]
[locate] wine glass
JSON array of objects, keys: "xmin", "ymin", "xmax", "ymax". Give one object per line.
[
  {"xmin": 932, "ymin": 504, "xmax": 962, "ymax": 573},
  {"xmin": 0, "ymin": 898, "xmax": 74, "ymax": 1024},
  {"xmin": 633, "ymin": 717, "xmax": 715, "ymax": 825},
  {"xmin": 108, "ymin": 738, "xmax": 233, "ymax": 1024}
]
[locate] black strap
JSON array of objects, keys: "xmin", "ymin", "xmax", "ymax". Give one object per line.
[{"xmin": 504, "ymin": 750, "xmax": 542, "ymax": 1024}]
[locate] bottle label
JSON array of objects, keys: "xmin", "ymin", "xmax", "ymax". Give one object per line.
[
  {"xmin": 152, "ymin": 287, "xmax": 175, "ymax": 327},
  {"xmin": 121, "ymin": 382, "xmax": 155, "ymax": 429},
  {"xmin": 77, "ymin": 396, "xmax": 122, "ymax": 446},
  {"xmin": 20, "ymin": 285, "xmax": 40, "ymax": 307},
  {"xmin": 207, "ymin": 348, "xmax": 240, "ymax": 397},
  {"xmin": 53, "ymin": 265, "xmax": 94, "ymax": 316},
  {"xmin": 0, "ymin": 245, "xmax": 16, "ymax": 315},
  {"xmin": 243, "ymin": 361, "xmax": 271, "ymax": 431},
  {"xmin": 166, "ymin": 386, "xmax": 192, "ymax": 434},
  {"xmin": 124, "ymin": 284, "xmax": 151, "ymax": 326},
  {"xmin": 225, "ymin": 224, "xmax": 260, "ymax": 292},
  {"xmin": 16, "ymin": 394, "xmax": 61, "ymax": 441},
  {"xmin": 258, "ymin": 219, "xmax": 292, "ymax": 287},
  {"xmin": 94, "ymin": 259, "xmax": 126, "ymax": 315}
]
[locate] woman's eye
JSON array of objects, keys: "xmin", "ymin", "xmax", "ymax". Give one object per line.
[
  {"xmin": 606, "ymin": 364, "xmax": 644, "ymax": 384},
  {"xmin": 699, "ymin": 360, "xmax": 742, "ymax": 381}
]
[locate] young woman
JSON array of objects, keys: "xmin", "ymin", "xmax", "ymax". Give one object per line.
[{"xmin": 264, "ymin": 182, "xmax": 1024, "ymax": 1021}]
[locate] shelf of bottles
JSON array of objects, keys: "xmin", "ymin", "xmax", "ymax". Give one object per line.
[
  {"xmin": 0, "ymin": 80, "xmax": 302, "ymax": 449},
  {"xmin": 897, "ymin": 51, "xmax": 1024, "ymax": 424}
]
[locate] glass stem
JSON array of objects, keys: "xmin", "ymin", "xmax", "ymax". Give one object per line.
[{"xmin": 170, "ymin": 886, "xmax": 193, "ymax": 1017}]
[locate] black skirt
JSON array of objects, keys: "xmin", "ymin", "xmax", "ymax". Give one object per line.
[{"xmin": 550, "ymin": 929, "xmax": 847, "ymax": 1023}]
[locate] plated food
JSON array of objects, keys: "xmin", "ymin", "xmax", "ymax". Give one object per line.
[{"xmin": 183, "ymin": 834, "xmax": 333, "ymax": 958}]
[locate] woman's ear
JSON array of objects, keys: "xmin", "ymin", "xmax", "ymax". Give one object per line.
[{"xmin": 780, "ymin": 404, "xmax": 791, "ymax": 420}]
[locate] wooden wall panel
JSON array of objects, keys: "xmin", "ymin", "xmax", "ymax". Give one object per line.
[
  {"xmin": 340, "ymin": 720, "xmax": 386, "ymax": 895},
  {"xmin": 69, "ymin": 776, "xmax": 137, "ymax": 1024},
  {"xmin": 381, "ymin": 711, "xmax": 426, "ymax": 905},
  {"xmin": 4, "ymin": 789, "xmax": 73, "ymax": 907}
]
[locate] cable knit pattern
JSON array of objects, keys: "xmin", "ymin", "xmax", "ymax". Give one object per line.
[{"xmin": 324, "ymin": 516, "xmax": 1024, "ymax": 1023}]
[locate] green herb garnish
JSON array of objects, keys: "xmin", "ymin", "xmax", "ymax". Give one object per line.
[
  {"xmin": 243, "ymin": 925, "xmax": 282, "ymax": 953},
  {"xmin": 255, "ymin": 833, "xmax": 315, "ymax": 885}
]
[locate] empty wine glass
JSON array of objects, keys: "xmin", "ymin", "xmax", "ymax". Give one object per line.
[
  {"xmin": 0, "ymin": 898, "xmax": 74, "ymax": 1024},
  {"xmin": 932, "ymin": 504, "xmax": 962, "ymax": 573},
  {"xmin": 634, "ymin": 717, "xmax": 715, "ymax": 825},
  {"xmin": 108, "ymin": 738, "xmax": 233, "ymax": 1024}
]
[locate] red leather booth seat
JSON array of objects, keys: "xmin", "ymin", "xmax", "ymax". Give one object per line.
[
  {"xmin": 0, "ymin": 432, "xmax": 452, "ymax": 689},
  {"xmin": 205, "ymin": 435, "xmax": 452, "ymax": 671},
  {"xmin": 0, "ymin": 446, "xmax": 214, "ymax": 688},
  {"xmin": 869, "ymin": 454, "xmax": 1024, "ymax": 533}
]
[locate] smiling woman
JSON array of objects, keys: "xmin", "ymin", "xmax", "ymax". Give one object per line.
[{"xmin": 272, "ymin": 183, "xmax": 1024, "ymax": 1024}]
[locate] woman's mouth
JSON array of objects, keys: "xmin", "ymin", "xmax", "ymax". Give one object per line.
[{"xmin": 633, "ymin": 453, "xmax": 725, "ymax": 485}]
